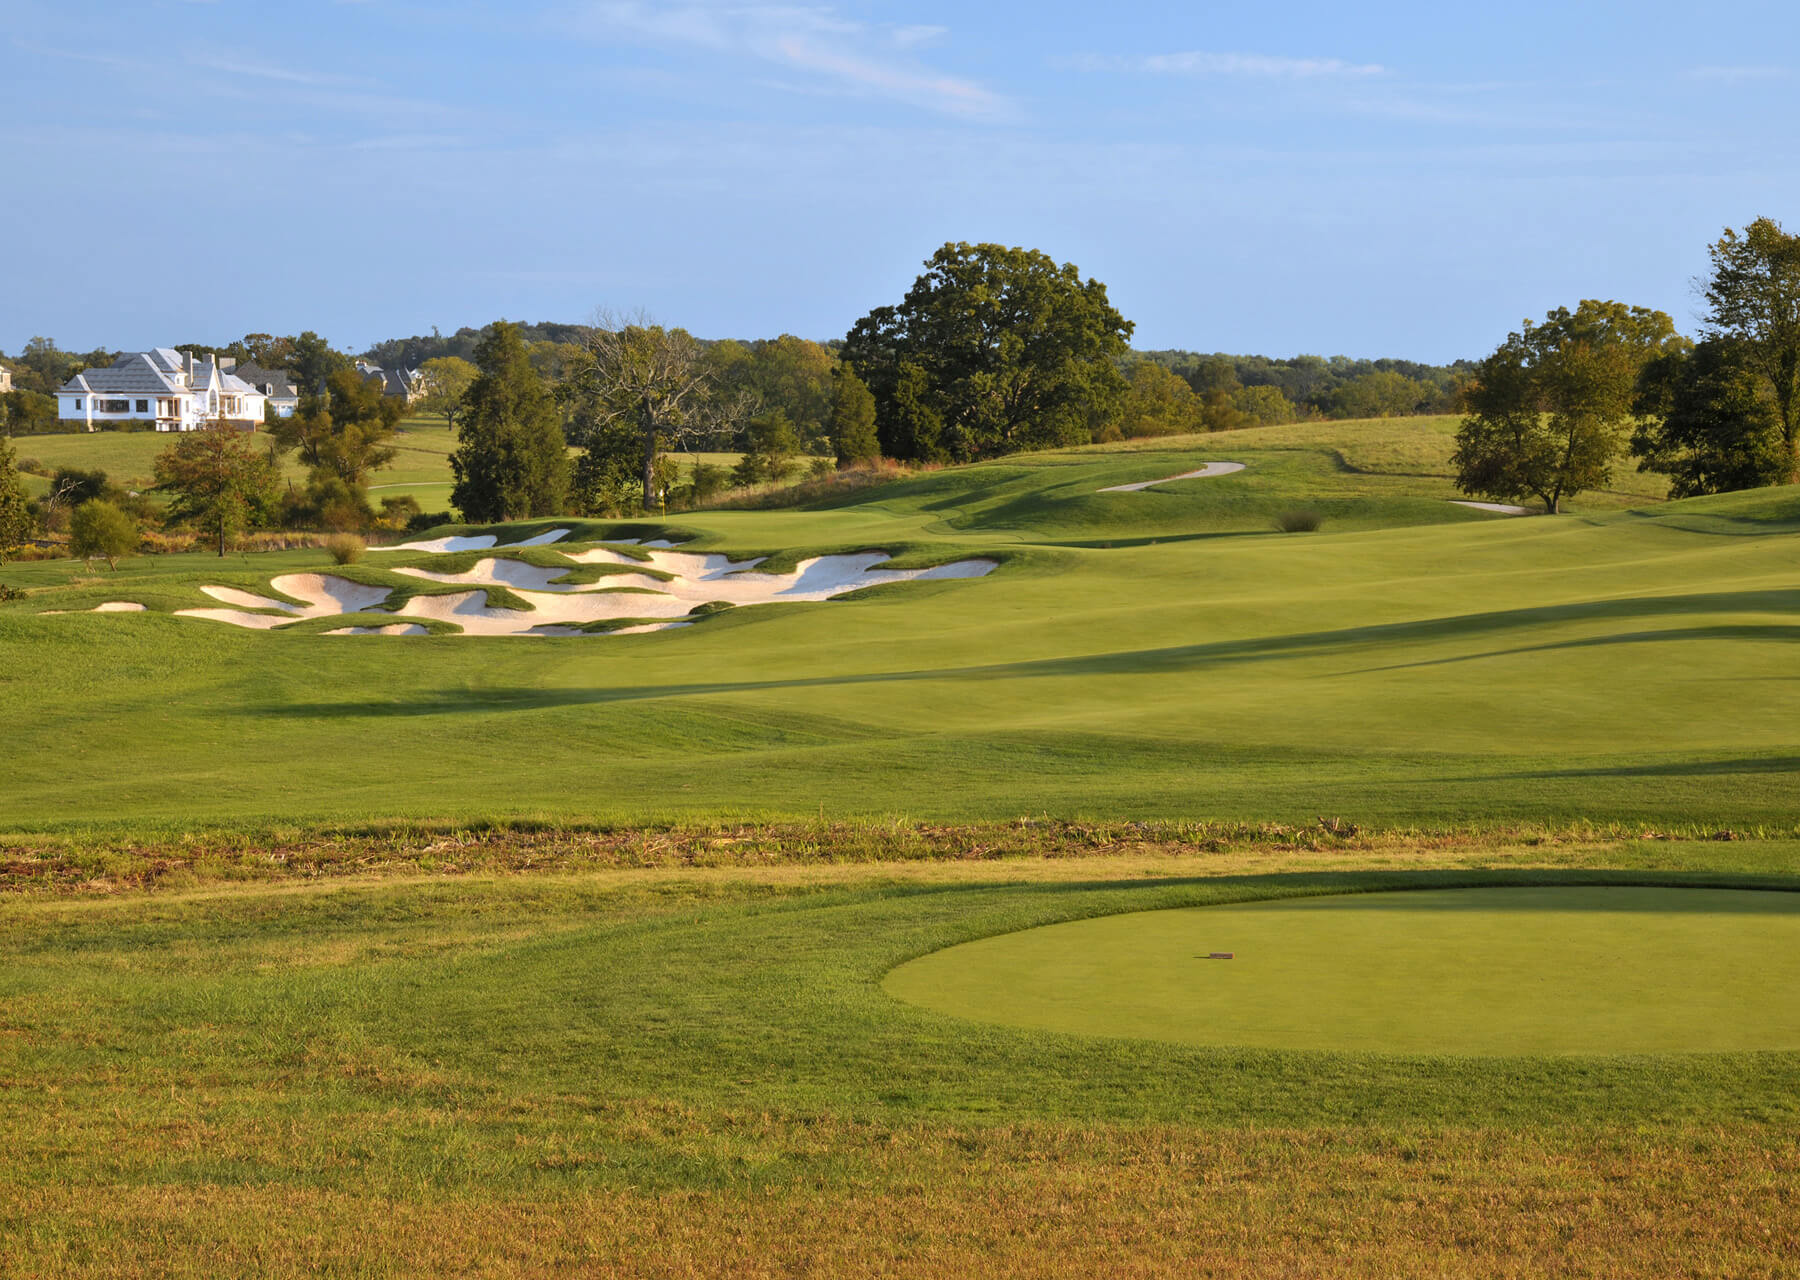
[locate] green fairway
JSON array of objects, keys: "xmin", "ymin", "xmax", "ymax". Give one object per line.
[
  {"xmin": 2, "ymin": 418, "xmax": 1796, "ymax": 836},
  {"xmin": 887, "ymin": 885, "xmax": 1800, "ymax": 1055}
]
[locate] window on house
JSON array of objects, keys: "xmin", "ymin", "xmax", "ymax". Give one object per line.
[
  {"xmin": 99, "ymin": 399, "xmax": 130, "ymax": 413},
  {"xmin": 74, "ymin": 398, "xmax": 83, "ymax": 410},
  {"xmin": 136, "ymin": 400, "xmax": 148, "ymax": 413}
]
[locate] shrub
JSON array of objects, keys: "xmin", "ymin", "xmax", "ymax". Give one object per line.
[
  {"xmin": 1275, "ymin": 509, "xmax": 1324, "ymax": 533},
  {"xmin": 325, "ymin": 533, "xmax": 366, "ymax": 565},
  {"xmin": 0, "ymin": 583, "xmax": 21, "ymax": 602},
  {"xmin": 406, "ymin": 509, "xmax": 456, "ymax": 533},
  {"xmin": 685, "ymin": 462, "xmax": 729, "ymax": 505},
  {"xmin": 69, "ymin": 499, "xmax": 140, "ymax": 568},
  {"xmin": 378, "ymin": 494, "xmax": 422, "ymax": 529}
]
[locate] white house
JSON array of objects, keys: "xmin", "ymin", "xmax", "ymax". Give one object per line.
[
  {"xmin": 0, "ymin": 366, "xmax": 12, "ymax": 393},
  {"xmin": 57, "ymin": 348, "xmax": 267, "ymax": 432}
]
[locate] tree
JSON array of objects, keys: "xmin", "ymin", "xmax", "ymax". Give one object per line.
[
  {"xmin": 289, "ymin": 331, "xmax": 350, "ymax": 395},
  {"xmin": 732, "ymin": 410, "xmax": 802, "ymax": 487},
  {"xmin": 154, "ymin": 425, "xmax": 281, "ymax": 556},
  {"xmin": 1327, "ymin": 370, "xmax": 1430, "ymax": 419},
  {"xmin": 1452, "ymin": 300, "xmax": 1686, "ymax": 514},
  {"xmin": 69, "ymin": 499, "xmax": 138, "ymax": 569},
  {"xmin": 1232, "ymin": 384, "xmax": 1299, "ymax": 426},
  {"xmin": 568, "ymin": 316, "xmax": 750, "ymax": 512},
  {"xmin": 1632, "ymin": 340, "xmax": 1788, "ymax": 497},
  {"xmin": 272, "ymin": 366, "xmax": 402, "ymax": 487},
  {"xmin": 449, "ymin": 322, "xmax": 570, "ymax": 522},
  {"xmin": 1699, "ymin": 218, "xmax": 1800, "ymax": 481},
  {"xmin": 0, "ymin": 435, "xmax": 34, "ymax": 563},
  {"xmin": 0, "ymin": 389, "xmax": 57, "ymax": 435},
  {"xmin": 417, "ymin": 356, "xmax": 478, "ymax": 431},
  {"xmin": 841, "ymin": 242, "xmax": 1134, "ymax": 463},
  {"xmin": 826, "ymin": 364, "xmax": 881, "ymax": 465},
  {"xmin": 1108, "ymin": 359, "xmax": 1206, "ymax": 440}
]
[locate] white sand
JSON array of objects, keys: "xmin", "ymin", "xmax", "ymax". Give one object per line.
[
  {"xmin": 1450, "ymin": 500, "xmax": 1531, "ymax": 515},
  {"xmin": 372, "ymin": 528, "xmax": 573, "ymax": 554},
  {"xmin": 1099, "ymin": 461, "xmax": 1245, "ymax": 493},
  {"xmin": 92, "ymin": 602, "xmax": 147, "ymax": 613},
  {"xmin": 154, "ymin": 551, "xmax": 995, "ymax": 637},
  {"xmin": 177, "ymin": 574, "xmax": 392, "ymax": 630},
  {"xmin": 402, "ymin": 550, "xmax": 997, "ymax": 618}
]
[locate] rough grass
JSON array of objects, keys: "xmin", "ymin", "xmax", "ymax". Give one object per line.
[{"xmin": 4, "ymin": 843, "xmax": 1799, "ymax": 1276}]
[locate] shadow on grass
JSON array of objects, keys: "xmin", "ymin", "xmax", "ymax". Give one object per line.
[{"xmin": 244, "ymin": 588, "xmax": 1800, "ymax": 720}]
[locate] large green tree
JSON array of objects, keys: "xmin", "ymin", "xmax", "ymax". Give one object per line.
[
  {"xmin": 289, "ymin": 331, "xmax": 351, "ymax": 396},
  {"xmin": 417, "ymin": 356, "xmax": 478, "ymax": 431},
  {"xmin": 568, "ymin": 317, "xmax": 750, "ymax": 512},
  {"xmin": 826, "ymin": 364, "xmax": 881, "ymax": 465},
  {"xmin": 841, "ymin": 243, "xmax": 1134, "ymax": 463},
  {"xmin": 1699, "ymin": 218, "xmax": 1800, "ymax": 481},
  {"xmin": 0, "ymin": 434, "xmax": 34, "ymax": 562},
  {"xmin": 1108, "ymin": 359, "xmax": 1207, "ymax": 440},
  {"xmin": 153, "ymin": 426, "xmax": 281, "ymax": 556},
  {"xmin": 449, "ymin": 322, "xmax": 570, "ymax": 522},
  {"xmin": 1632, "ymin": 340, "xmax": 1788, "ymax": 497},
  {"xmin": 0, "ymin": 389, "xmax": 57, "ymax": 435},
  {"xmin": 271, "ymin": 366, "xmax": 402, "ymax": 486},
  {"xmin": 1452, "ymin": 300, "xmax": 1686, "ymax": 513}
]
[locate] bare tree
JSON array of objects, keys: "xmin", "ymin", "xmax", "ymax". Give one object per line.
[{"xmin": 573, "ymin": 311, "xmax": 754, "ymax": 511}]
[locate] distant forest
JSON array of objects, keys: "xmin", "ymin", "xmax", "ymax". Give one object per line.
[{"xmin": 1, "ymin": 322, "xmax": 1471, "ymax": 444}]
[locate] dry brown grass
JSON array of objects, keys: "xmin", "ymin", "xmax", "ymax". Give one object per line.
[{"xmin": 3, "ymin": 818, "xmax": 1782, "ymax": 899}]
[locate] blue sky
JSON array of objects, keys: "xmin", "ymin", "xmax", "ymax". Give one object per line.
[{"xmin": 3, "ymin": 0, "xmax": 1797, "ymax": 361}]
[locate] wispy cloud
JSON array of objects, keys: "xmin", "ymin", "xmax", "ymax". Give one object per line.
[
  {"xmin": 559, "ymin": 3, "xmax": 1010, "ymax": 119},
  {"xmin": 1685, "ymin": 65, "xmax": 1788, "ymax": 83},
  {"xmin": 1068, "ymin": 50, "xmax": 1385, "ymax": 78},
  {"xmin": 185, "ymin": 52, "xmax": 363, "ymax": 87}
]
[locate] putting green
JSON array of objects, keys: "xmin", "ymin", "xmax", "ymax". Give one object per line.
[{"xmin": 884, "ymin": 886, "xmax": 1800, "ymax": 1056}]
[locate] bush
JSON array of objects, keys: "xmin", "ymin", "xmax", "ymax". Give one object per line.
[
  {"xmin": 69, "ymin": 499, "xmax": 140, "ymax": 568},
  {"xmin": 406, "ymin": 509, "xmax": 456, "ymax": 533},
  {"xmin": 325, "ymin": 533, "xmax": 366, "ymax": 565},
  {"xmin": 1275, "ymin": 509, "xmax": 1323, "ymax": 533},
  {"xmin": 378, "ymin": 495, "xmax": 422, "ymax": 529}
]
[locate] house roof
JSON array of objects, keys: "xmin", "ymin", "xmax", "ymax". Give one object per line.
[
  {"xmin": 232, "ymin": 362, "xmax": 299, "ymax": 398},
  {"xmin": 56, "ymin": 351, "xmax": 269, "ymax": 400},
  {"xmin": 59, "ymin": 353, "xmax": 181, "ymax": 397}
]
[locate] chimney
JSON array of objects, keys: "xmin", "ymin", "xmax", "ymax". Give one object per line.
[
  {"xmin": 219, "ymin": 356, "xmax": 236, "ymax": 371},
  {"xmin": 185, "ymin": 351, "xmax": 194, "ymax": 386}
]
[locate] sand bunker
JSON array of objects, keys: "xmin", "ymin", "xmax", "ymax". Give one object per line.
[
  {"xmin": 373, "ymin": 529, "xmax": 572, "ymax": 554},
  {"xmin": 1450, "ymin": 500, "xmax": 1531, "ymax": 515},
  {"xmin": 175, "ymin": 575, "xmax": 394, "ymax": 630},
  {"xmin": 324, "ymin": 623, "xmax": 429, "ymax": 636},
  {"xmin": 161, "ymin": 550, "xmax": 995, "ymax": 637},
  {"xmin": 1100, "ymin": 462, "xmax": 1245, "ymax": 493},
  {"xmin": 38, "ymin": 601, "xmax": 148, "ymax": 615}
]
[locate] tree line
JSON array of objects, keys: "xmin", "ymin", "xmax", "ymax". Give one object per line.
[
  {"xmin": 1453, "ymin": 218, "xmax": 1800, "ymax": 512},
  {"xmin": 11, "ymin": 220, "xmax": 1799, "ymax": 563}
]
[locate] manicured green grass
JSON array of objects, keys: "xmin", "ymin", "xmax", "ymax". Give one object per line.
[
  {"xmin": 4, "ymin": 847, "xmax": 1799, "ymax": 1275},
  {"xmin": 0, "ymin": 420, "xmax": 1793, "ymax": 836},
  {"xmin": 888, "ymin": 884, "xmax": 1800, "ymax": 1054}
]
